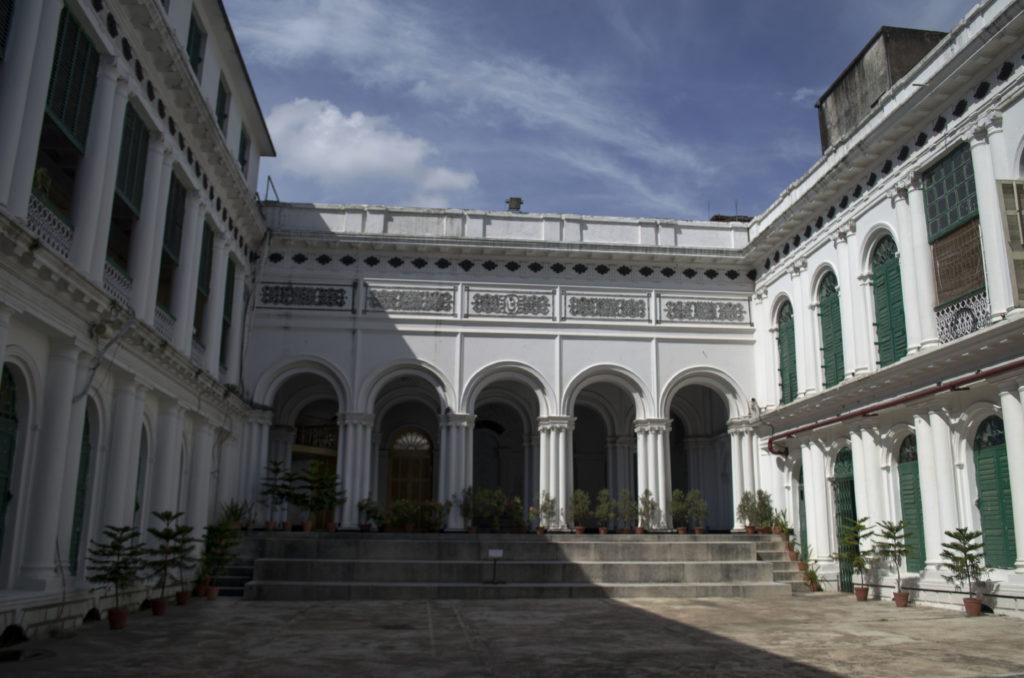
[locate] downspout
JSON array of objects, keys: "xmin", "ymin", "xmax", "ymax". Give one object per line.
[{"xmin": 767, "ymin": 356, "xmax": 1024, "ymax": 455}]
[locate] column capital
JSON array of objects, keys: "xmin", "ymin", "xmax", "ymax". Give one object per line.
[
  {"xmin": 342, "ymin": 412, "xmax": 374, "ymax": 427},
  {"xmin": 445, "ymin": 412, "xmax": 476, "ymax": 428},
  {"xmin": 537, "ymin": 415, "xmax": 573, "ymax": 432},
  {"xmin": 787, "ymin": 258, "xmax": 808, "ymax": 278},
  {"xmin": 634, "ymin": 418, "xmax": 671, "ymax": 433}
]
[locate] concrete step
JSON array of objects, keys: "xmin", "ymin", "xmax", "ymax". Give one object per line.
[
  {"xmin": 252, "ymin": 558, "xmax": 775, "ymax": 585},
  {"xmin": 244, "ymin": 580, "xmax": 792, "ymax": 601}
]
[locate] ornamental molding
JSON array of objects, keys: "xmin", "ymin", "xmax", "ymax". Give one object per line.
[
  {"xmin": 565, "ymin": 293, "xmax": 647, "ymax": 320},
  {"xmin": 364, "ymin": 285, "xmax": 456, "ymax": 316},
  {"xmin": 258, "ymin": 282, "xmax": 349, "ymax": 309},
  {"xmin": 657, "ymin": 295, "xmax": 746, "ymax": 324},
  {"xmin": 466, "ymin": 288, "xmax": 554, "ymax": 318}
]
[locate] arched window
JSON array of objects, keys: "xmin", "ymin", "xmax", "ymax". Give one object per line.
[
  {"xmin": 973, "ymin": 416, "xmax": 1016, "ymax": 569},
  {"xmin": 817, "ymin": 272, "xmax": 845, "ymax": 388},
  {"xmin": 0, "ymin": 367, "xmax": 17, "ymax": 557},
  {"xmin": 870, "ymin": 235, "xmax": 907, "ymax": 367},
  {"xmin": 69, "ymin": 411, "xmax": 93, "ymax": 575},
  {"xmin": 897, "ymin": 435, "xmax": 925, "ymax": 571},
  {"xmin": 776, "ymin": 301, "xmax": 798, "ymax": 404},
  {"xmin": 388, "ymin": 429, "xmax": 433, "ymax": 503}
]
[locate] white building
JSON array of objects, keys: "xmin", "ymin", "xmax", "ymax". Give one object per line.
[{"xmin": 1, "ymin": 0, "xmax": 1023, "ymax": 632}]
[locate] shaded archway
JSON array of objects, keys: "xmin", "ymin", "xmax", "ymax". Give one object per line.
[{"xmin": 667, "ymin": 385, "xmax": 732, "ymax": 531}]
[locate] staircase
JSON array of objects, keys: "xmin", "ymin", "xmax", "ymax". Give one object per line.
[{"xmin": 239, "ymin": 532, "xmax": 803, "ymax": 601}]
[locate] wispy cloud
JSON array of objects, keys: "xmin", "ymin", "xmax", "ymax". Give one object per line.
[{"xmin": 791, "ymin": 87, "xmax": 820, "ymax": 104}]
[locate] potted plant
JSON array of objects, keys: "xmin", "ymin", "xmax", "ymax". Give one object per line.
[
  {"xmin": 787, "ymin": 537, "xmax": 800, "ymax": 562},
  {"xmin": 218, "ymin": 500, "xmax": 250, "ymax": 530},
  {"xmin": 754, "ymin": 490, "xmax": 774, "ymax": 533},
  {"xmin": 617, "ymin": 489, "xmax": 637, "ymax": 533},
  {"xmin": 836, "ymin": 516, "xmax": 873, "ymax": 601},
  {"xmin": 457, "ymin": 486, "xmax": 476, "ymax": 532},
  {"xmin": 200, "ymin": 520, "xmax": 240, "ymax": 600},
  {"xmin": 873, "ymin": 520, "xmax": 911, "ymax": 607},
  {"xmin": 570, "ymin": 489, "xmax": 591, "ymax": 534},
  {"xmin": 771, "ymin": 509, "xmax": 789, "ymax": 536},
  {"xmin": 804, "ymin": 560, "xmax": 822, "ymax": 592},
  {"xmin": 86, "ymin": 526, "xmax": 144, "ymax": 630},
  {"xmin": 171, "ymin": 520, "xmax": 198, "ymax": 605},
  {"xmin": 305, "ymin": 459, "xmax": 346, "ymax": 531},
  {"xmin": 670, "ymin": 489, "xmax": 689, "ymax": 534},
  {"xmin": 940, "ymin": 527, "xmax": 991, "ymax": 617},
  {"xmin": 637, "ymin": 489, "xmax": 658, "ymax": 533},
  {"xmin": 537, "ymin": 491, "xmax": 558, "ymax": 533},
  {"xmin": 357, "ymin": 498, "xmax": 379, "ymax": 531},
  {"xmin": 736, "ymin": 491, "xmax": 757, "ymax": 534},
  {"xmin": 260, "ymin": 461, "xmax": 292, "ymax": 530},
  {"xmin": 505, "ymin": 496, "xmax": 526, "ymax": 533},
  {"xmin": 685, "ymin": 490, "xmax": 708, "ymax": 534},
  {"xmin": 594, "ymin": 489, "xmax": 615, "ymax": 535},
  {"xmin": 146, "ymin": 511, "xmax": 192, "ymax": 616}
]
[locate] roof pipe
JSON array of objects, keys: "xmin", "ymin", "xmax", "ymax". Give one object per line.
[{"xmin": 767, "ymin": 355, "xmax": 1024, "ymax": 456}]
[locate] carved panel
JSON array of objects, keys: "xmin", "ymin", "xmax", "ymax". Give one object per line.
[
  {"xmin": 565, "ymin": 294, "xmax": 647, "ymax": 320},
  {"xmin": 365, "ymin": 286, "xmax": 455, "ymax": 315},
  {"xmin": 659, "ymin": 296, "xmax": 747, "ymax": 323},
  {"xmin": 467, "ymin": 291, "xmax": 553, "ymax": 317},
  {"xmin": 259, "ymin": 283, "xmax": 349, "ymax": 309}
]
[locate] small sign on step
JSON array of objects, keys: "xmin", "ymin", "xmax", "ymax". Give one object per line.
[{"xmin": 487, "ymin": 548, "xmax": 504, "ymax": 559}]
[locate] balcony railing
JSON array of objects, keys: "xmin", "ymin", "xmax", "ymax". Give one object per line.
[
  {"xmin": 154, "ymin": 306, "xmax": 176, "ymax": 343},
  {"xmin": 191, "ymin": 339, "xmax": 205, "ymax": 368},
  {"xmin": 103, "ymin": 259, "xmax": 133, "ymax": 308},
  {"xmin": 26, "ymin": 194, "xmax": 73, "ymax": 259},
  {"xmin": 294, "ymin": 425, "xmax": 339, "ymax": 451},
  {"xmin": 936, "ymin": 289, "xmax": 991, "ymax": 343}
]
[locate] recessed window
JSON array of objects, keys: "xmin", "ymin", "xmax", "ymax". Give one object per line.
[
  {"xmin": 215, "ymin": 77, "xmax": 230, "ymax": 132},
  {"xmin": 186, "ymin": 11, "xmax": 206, "ymax": 78},
  {"xmin": 238, "ymin": 127, "xmax": 250, "ymax": 175}
]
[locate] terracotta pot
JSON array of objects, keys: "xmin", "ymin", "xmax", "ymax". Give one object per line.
[
  {"xmin": 634, "ymin": 527, "xmax": 646, "ymax": 535},
  {"xmin": 536, "ymin": 527, "xmax": 547, "ymax": 535},
  {"xmin": 854, "ymin": 586, "xmax": 869, "ymax": 601},
  {"xmin": 302, "ymin": 520, "xmax": 313, "ymax": 532},
  {"xmin": 619, "ymin": 528, "xmax": 630, "ymax": 534},
  {"xmin": 744, "ymin": 526, "xmax": 756, "ymax": 534},
  {"xmin": 325, "ymin": 521, "xmax": 337, "ymax": 532},
  {"xmin": 175, "ymin": 591, "xmax": 190, "ymax": 606},
  {"xmin": 574, "ymin": 525, "xmax": 585, "ymax": 535},
  {"xmin": 772, "ymin": 526, "xmax": 783, "ymax": 534},
  {"xmin": 893, "ymin": 591, "xmax": 910, "ymax": 608},
  {"xmin": 676, "ymin": 527, "xmax": 687, "ymax": 534},
  {"xmin": 963, "ymin": 597, "xmax": 982, "ymax": 617},
  {"xmin": 758, "ymin": 527, "xmax": 771, "ymax": 534},
  {"xmin": 598, "ymin": 527, "xmax": 608, "ymax": 535},
  {"xmin": 107, "ymin": 608, "xmax": 128, "ymax": 630},
  {"xmin": 151, "ymin": 598, "xmax": 168, "ymax": 616},
  {"xmin": 206, "ymin": 586, "xmax": 219, "ymax": 601},
  {"xmin": 359, "ymin": 523, "xmax": 370, "ymax": 532},
  {"xmin": 808, "ymin": 582, "xmax": 822, "ymax": 592},
  {"xmin": 467, "ymin": 526, "xmax": 478, "ymax": 534},
  {"xmin": 694, "ymin": 527, "xmax": 705, "ymax": 534},
  {"xmin": 797, "ymin": 561, "xmax": 807, "ymax": 572}
]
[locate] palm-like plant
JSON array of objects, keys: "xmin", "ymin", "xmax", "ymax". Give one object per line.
[
  {"xmin": 87, "ymin": 526, "xmax": 144, "ymax": 611},
  {"xmin": 940, "ymin": 527, "xmax": 990, "ymax": 599},
  {"xmin": 873, "ymin": 520, "xmax": 910, "ymax": 595}
]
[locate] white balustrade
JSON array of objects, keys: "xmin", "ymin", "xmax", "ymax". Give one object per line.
[
  {"xmin": 26, "ymin": 194, "xmax": 73, "ymax": 259},
  {"xmin": 102, "ymin": 260, "xmax": 133, "ymax": 308}
]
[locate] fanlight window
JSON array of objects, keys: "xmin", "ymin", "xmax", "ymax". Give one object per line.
[
  {"xmin": 975, "ymin": 417, "xmax": 1005, "ymax": 448},
  {"xmin": 391, "ymin": 430, "xmax": 431, "ymax": 451},
  {"xmin": 898, "ymin": 435, "xmax": 917, "ymax": 463}
]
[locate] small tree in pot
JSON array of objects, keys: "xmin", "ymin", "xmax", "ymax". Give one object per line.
[
  {"xmin": 754, "ymin": 490, "xmax": 774, "ymax": 533},
  {"xmin": 536, "ymin": 491, "xmax": 558, "ymax": 533},
  {"xmin": 670, "ymin": 489, "xmax": 689, "ymax": 534},
  {"xmin": 171, "ymin": 520, "xmax": 198, "ymax": 605},
  {"xmin": 260, "ymin": 461, "xmax": 291, "ymax": 529},
  {"xmin": 637, "ymin": 490, "xmax": 658, "ymax": 533},
  {"xmin": 570, "ymin": 489, "xmax": 591, "ymax": 534},
  {"xmin": 617, "ymin": 489, "xmax": 637, "ymax": 533},
  {"xmin": 940, "ymin": 527, "xmax": 991, "ymax": 617},
  {"xmin": 87, "ymin": 526, "xmax": 144, "ymax": 630},
  {"xmin": 305, "ymin": 460, "xmax": 346, "ymax": 531},
  {"xmin": 358, "ymin": 498, "xmax": 379, "ymax": 531},
  {"xmin": 874, "ymin": 520, "xmax": 911, "ymax": 607},
  {"xmin": 836, "ymin": 516, "xmax": 874, "ymax": 601},
  {"xmin": 594, "ymin": 489, "xmax": 615, "ymax": 535},
  {"xmin": 736, "ymin": 491, "xmax": 757, "ymax": 533},
  {"xmin": 685, "ymin": 490, "xmax": 708, "ymax": 534},
  {"xmin": 457, "ymin": 486, "xmax": 476, "ymax": 532},
  {"xmin": 200, "ymin": 520, "xmax": 240, "ymax": 600},
  {"xmin": 145, "ymin": 511, "xmax": 190, "ymax": 616}
]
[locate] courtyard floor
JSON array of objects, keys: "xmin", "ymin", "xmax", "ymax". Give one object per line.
[{"xmin": 3, "ymin": 593, "xmax": 1023, "ymax": 677}]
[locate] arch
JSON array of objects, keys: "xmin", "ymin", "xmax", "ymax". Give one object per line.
[
  {"xmin": 68, "ymin": 397, "xmax": 100, "ymax": 576},
  {"xmin": 252, "ymin": 355, "xmax": 350, "ymax": 409},
  {"xmin": 868, "ymin": 233, "xmax": 908, "ymax": 368},
  {"xmin": 809, "ymin": 262, "xmax": 841, "ymax": 298},
  {"xmin": 562, "ymin": 364, "xmax": 650, "ymax": 419},
  {"xmin": 858, "ymin": 222, "xmax": 901, "ymax": 276},
  {"xmin": 768, "ymin": 292, "xmax": 794, "ymax": 325},
  {"xmin": 0, "ymin": 355, "xmax": 37, "ymax": 586},
  {"xmin": 460, "ymin": 361, "xmax": 553, "ymax": 417},
  {"xmin": 659, "ymin": 365, "xmax": 746, "ymax": 420},
  {"xmin": 775, "ymin": 299, "xmax": 798, "ymax": 405},
  {"xmin": 358, "ymin": 360, "xmax": 454, "ymax": 413}
]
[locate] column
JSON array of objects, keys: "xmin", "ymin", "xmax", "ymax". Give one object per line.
[
  {"xmin": 458, "ymin": 414, "xmax": 476, "ymax": 503},
  {"xmin": 87, "ymin": 71, "xmax": 131, "ymax": 282},
  {"xmin": 789, "ymin": 262, "xmax": 813, "ymax": 396},
  {"xmin": 55, "ymin": 354, "xmax": 93, "ymax": 562},
  {"xmin": 928, "ymin": 409, "xmax": 960, "ymax": 544},
  {"xmin": 215, "ymin": 435, "xmax": 237, "ymax": 513},
  {"xmin": 18, "ymin": 340, "xmax": 79, "ymax": 589},
  {"xmin": 969, "ymin": 117, "xmax": 1016, "ymax": 318},
  {"xmin": 225, "ymin": 265, "xmax": 246, "ymax": 383},
  {"xmin": 537, "ymin": 422, "xmax": 552, "ymax": 516},
  {"xmin": 833, "ymin": 227, "xmax": 858, "ymax": 375},
  {"xmin": 904, "ymin": 175, "xmax": 939, "ymax": 346},
  {"xmin": 654, "ymin": 421, "xmax": 670, "ymax": 529},
  {"xmin": 911, "ymin": 413, "xmax": 943, "ymax": 568},
  {"xmin": 341, "ymin": 414, "xmax": 371, "ymax": 528},
  {"xmin": 186, "ymin": 420, "xmax": 215, "ymax": 533},
  {"xmin": 149, "ymin": 400, "xmax": 184, "ymax": 514},
  {"xmin": 537, "ymin": 416, "xmax": 571, "ymax": 528},
  {"xmin": 844, "ymin": 232, "xmax": 871, "ymax": 375},
  {"xmin": 998, "ymin": 387, "xmax": 1024, "ymax": 572},
  {"xmin": 890, "ymin": 187, "xmax": 925, "ymax": 352},
  {"xmin": 860, "ymin": 429, "xmax": 887, "ymax": 524},
  {"xmin": 202, "ymin": 237, "xmax": 228, "ymax": 373},
  {"xmin": 740, "ymin": 428, "xmax": 756, "ymax": 493},
  {"xmin": 634, "ymin": 422, "xmax": 650, "ymax": 503},
  {"xmin": 849, "ymin": 428, "xmax": 871, "ymax": 527},
  {"xmin": 2, "ymin": 0, "xmax": 62, "ymax": 216},
  {"xmin": 128, "ymin": 138, "xmax": 170, "ymax": 317},
  {"xmin": 253, "ymin": 417, "xmax": 271, "ymax": 511},
  {"xmin": 103, "ymin": 380, "xmax": 145, "ymax": 526},
  {"xmin": 729, "ymin": 429, "xmax": 743, "ymax": 530},
  {"xmin": 171, "ymin": 197, "xmax": 205, "ymax": 353},
  {"xmin": 529, "ymin": 433, "xmax": 540, "ymax": 507},
  {"xmin": 0, "ymin": 306, "xmax": 11, "ymax": 385},
  {"xmin": 556, "ymin": 422, "xmax": 569, "ymax": 526},
  {"xmin": 801, "ymin": 440, "xmax": 829, "ymax": 563}
]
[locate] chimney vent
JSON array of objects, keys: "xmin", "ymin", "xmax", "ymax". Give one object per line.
[{"xmin": 506, "ymin": 196, "xmax": 523, "ymax": 212}]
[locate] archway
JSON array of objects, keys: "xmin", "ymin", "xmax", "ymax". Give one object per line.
[
  {"xmin": 0, "ymin": 366, "xmax": 20, "ymax": 562},
  {"xmin": 897, "ymin": 434, "xmax": 925, "ymax": 572},
  {"xmin": 973, "ymin": 416, "xmax": 1016, "ymax": 569},
  {"xmin": 373, "ymin": 372, "xmax": 445, "ymax": 506},
  {"xmin": 68, "ymin": 402, "xmax": 97, "ymax": 576},
  {"xmin": 667, "ymin": 385, "xmax": 731, "ymax": 531},
  {"xmin": 386, "ymin": 428, "xmax": 434, "ymax": 503},
  {"xmin": 834, "ymin": 447, "xmax": 857, "ymax": 592}
]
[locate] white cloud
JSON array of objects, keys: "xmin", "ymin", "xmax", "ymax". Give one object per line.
[
  {"xmin": 265, "ymin": 98, "xmax": 476, "ymax": 207},
  {"xmin": 791, "ymin": 87, "xmax": 820, "ymax": 104}
]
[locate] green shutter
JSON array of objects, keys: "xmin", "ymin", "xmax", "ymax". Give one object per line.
[
  {"xmin": 0, "ymin": 367, "xmax": 17, "ymax": 559},
  {"xmin": 163, "ymin": 175, "xmax": 187, "ymax": 261},
  {"xmin": 215, "ymin": 78, "xmax": 229, "ymax": 131},
  {"xmin": 46, "ymin": 7, "xmax": 100, "ymax": 153},
  {"xmin": 0, "ymin": 0, "xmax": 14, "ymax": 59},
  {"xmin": 777, "ymin": 301, "xmax": 798, "ymax": 404},
  {"xmin": 220, "ymin": 258, "xmax": 235, "ymax": 366},
  {"xmin": 897, "ymin": 435, "xmax": 926, "ymax": 572},
  {"xmin": 923, "ymin": 143, "xmax": 978, "ymax": 242},
  {"xmin": 974, "ymin": 417, "xmax": 1016, "ymax": 569},
  {"xmin": 186, "ymin": 13, "xmax": 204, "ymax": 76},
  {"xmin": 238, "ymin": 127, "xmax": 250, "ymax": 174},
  {"xmin": 818, "ymin": 272, "xmax": 845, "ymax": 388},
  {"xmin": 193, "ymin": 225, "xmax": 214, "ymax": 337},
  {"xmin": 871, "ymin": 236, "xmax": 907, "ymax": 367},
  {"xmin": 834, "ymin": 448, "xmax": 857, "ymax": 593},
  {"xmin": 68, "ymin": 414, "xmax": 92, "ymax": 575},
  {"xmin": 114, "ymin": 104, "xmax": 150, "ymax": 216}
]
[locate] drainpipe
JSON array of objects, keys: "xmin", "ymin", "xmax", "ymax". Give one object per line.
[{"xmin": 767, "ymin": 356, "xmax": 1024, "ymax": 455}]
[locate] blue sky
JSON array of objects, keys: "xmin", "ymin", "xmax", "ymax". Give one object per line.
[{"xmin": 225, "ymin": 0, "xmax": 977, "ymax": 220}]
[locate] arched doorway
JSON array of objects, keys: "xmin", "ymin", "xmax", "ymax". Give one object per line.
[
  {"xmin": 974, "ymin": 416, "xmax": 1016, "ymax": 569},
  {"xmin": 0, "ymin": 367, "xmax": 18, "ymax": 558},
  {"xmin": 569, "ymin": 380, "xmax": 636, "ymax": 521},
  {"xmin": 834, "ymin": 447, "xmax": 857, "ymax": 592},
  {"xmin": 69, "ymin": 407, "xmax": 94, "ymax": 575},
  {"xmin": 572, "ymin": 405, "xmax": 608, "ymax": 501},
  {"xmin": 473, "ymin": 401, "xmax": 527, "ymax": 500},
  {"xmin": 667, "ymin": 385, "xmax": 731, "ymax": 531},
  {"xmin": 897, "ymin": 435, "xmax": 925, "ymax": 572},
  {"xmin": 387, "ymin": 429, "xmax": 434, "ymax": 503},
  {"xmin": 374, "ymin": 372, "xmax": 445, "ymax": 506}
]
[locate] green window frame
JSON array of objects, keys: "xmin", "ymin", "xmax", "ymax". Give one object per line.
[
  {"xmin": 817, "ymin": 272, "xmax": 845, "ymax": 388},
  {"xmin": 114, "ymin": 103, "xmax": 150, "ymax": 217},
  {"xmin": 776, "ymin": 301, "xmax": 798, "ymax": 404},
  {"xmin": 68, "ymin": 413, "xmax": 92, "ymax": 575},
  {"xmin": 186, "ymin": 11, "xmax": 205, "ymax": 77},
  {"xmin": 193, "ymin": 224, "xmax": 214, "ymax": 339},
  {"xmin": 834, "ymin": 447, "xmax": 857, "ymax": 593},
  {"xmin": 923, "ymin": 143, "xmax": 978, "ymax": 243},
  {"xmin": 0, "ymin": 367, "xmax": 17, "ymax": 560},
  {"xmin": 46, "ymin": 7, "xmax": 100, "ymax": 153},
  {"xmin": 220, "ymin": 257, "xmax": 235, "ymax": 367},
  {"xmin": 238, "ymin": 127, "xmax": 250, "ymax": 175},
  {"xmin": 215, "ymin": 77, "xmax": 230, "ymax": 132},
  {"xmin": 871, "ymin": 235, "xmax": 908, "ymax": 368},
  {"xmin": 0, "ymin": 0, "xmax": 14, "ymax": 59},
  {"xmin": 897, "ymin": 435, "xmax": 926, "ymax": 572},
  {"xmin": 162, "ymin": 174, "xmax": 187, "ymax": 263},
  {"xmin": 973, "ymin": 417, "xmax": 1016, "ymax": 569}
]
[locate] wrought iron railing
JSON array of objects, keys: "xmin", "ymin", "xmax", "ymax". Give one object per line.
[
  {"xmin": 294, "ymin": 424, "xmax": 339, "ymax": 450},
  {"xmin": 191, "ymin": 339, "xmax": 205, "ymax": 367},
  {"xmin": 103, "ymin": 259, "xmax": 133, "ymax": 308},
  {"xmin": 936, "ymin": 289, "xmax": 990, "ymax": 343},
  {"xmin": 154, "ymin": 306, "xmax": 176, "ymax": 342},
  {"xmin": 26, "ymin": 194, "xmax": 73, "ymax": 259}
]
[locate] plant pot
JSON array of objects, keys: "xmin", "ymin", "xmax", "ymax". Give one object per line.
[
  {"xmin": 619, "ymin": 528, "xmax": 630, "ymax": 534},
  {"xmin": 195, "ymin": 582, "xmax": 209, "ymax": 597},
  {"xmin": 205, "ymin": 586, "xmax": 219, "ymax": 601},
  {"xmin": 797, "ymin": 561, "xmax": 807, "ymax": 572},
  {"xmin": 359, "ymin": 523, "xmax": 370, "ymax": 532},
  {"xmin": 598, "ymin": 527, "xmax": 608, "ymax": 535},
  {"xmin": 404, "ymin": 523, "xmax": 415, "ymax": 533},
  {"xmin": 854, "ymin": 586, "xmax": 869, "ymax": 601},
  {"xmin": 325, "ymin": 522, "xmax": 337, "ymax": 533},
  {"xmin": 676, "ymin": 527, "xmax": 687, "ymax": 534},
  {"xmin": 536, "ymin": 527, "xmax": 547, "ymax": 535},
  {"xmin": 694, "ymin": 527, "xmax": 705, "ymax": 534},
  {"xmin": 808, "ymin": 582, "xmax": 822, "ymax": 592},
  {"xmin": 264, "ymin": 520, "xmax": 276, "ymax": 531},
  {"xmin": 151, "ymin": 598, "xmax": 168, "ymax": 616},
  {"xmin": 467, "ymin": 526, "xmax": 477, "ymax": 534},
  {"xmin": 107, "ymin": 608, "xmax": 128, "ymax": 630},
  {"xmin": 758, "ymin": 527, "xmax": 771, "ymax": 534},
  {"xmin": 963, "ymin": 597, "xmax": 982, "ymax": 617},
  {"xmin": 574, "ymin": 526, "xmax": 585, "ymax": 535},
  {"xmin": 634, "ymin": 527, "xmax": 646, "ymax": 535},
  {"xmin": 175, "ymin": 591, "xmax": 190, "ymax": 606},
  {"xmin": 302, "ymin": 520, "xmax": 313, "ymax": 532},
  {"xmin": 744, "ymin": 526, "xmax": 755, "ymax": 535},
  {"xmin": 893, "ymin": 591, "xmax": 910, "ymax": 608}
]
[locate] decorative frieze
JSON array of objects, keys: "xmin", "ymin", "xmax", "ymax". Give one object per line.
[
  {"xmin": 365, "ymin": 286, "xmax": 455, "ymax": 315},
  {"xmin": 659, "ymin": 297, "xmax": 746, "ymax": 324},
  {"xmin": 259, "ymin": 283, "xmax": 349, "ymax": 309},
  {"xmin": 566, "ymin": 294, "xmax": 647, "ymax": 320},
  {"xmin": 468, "ymin": 291, "xmax": 553, "ymax": 317}
]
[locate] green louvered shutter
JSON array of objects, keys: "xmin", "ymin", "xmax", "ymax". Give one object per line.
[
  {"xmin": 897, "ymin": 435, "xmax": 925, "ymax": 572},
  {"xmin": 114, "ymin": 104, "xmax": 150, "ymax": 217},
  {"xmin": 46, "ymin": 8, "xmax": 99, "ymax": 153},
  {"xmin": 0, "ymin": 367, "xmax": 17, "ymax": 558},
  {"xmin": 0, "ymin": 0, "xmax": 14, "ymax": 59},
  {"xmin": 777, "ymin": 301, "xmax": 798, "ymax": 404},
  {"xmin": 872, "ymin": 236, "xmax": 907, "ymax": 367},
  {"xmin": 818, "ymin": 272, "xmax": 845, "ymax": 388},
  {"xmin": 220, "ymin": 258, "xmax": 235, "ymax": 366},
  {"xmin": 69, "ymin": 414, "xmax": 92, "ymax": 575},
  {"xmin": 798, "ymin": 465, "xmax": 808, "ymax": 562},
  {"xmin": 974, "ymin": 417, "xmax": 1016, "ymax": 569},
  {"xmin": 193, "ymin": 225, "xmax": 214, "ymax": 338},
  {"xmin": 834, "ymin": 448, "xmax": 857, "ymax": 593},
  {"xmin": 186, "ymin": 12, "xmax": 205, "ymax": 76}
]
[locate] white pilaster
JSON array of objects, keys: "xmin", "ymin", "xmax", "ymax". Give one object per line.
[
  {"xmin": 87, "ymin": 73, "xmax": 131, "ymax": 282},
  {"xmin": 729, "ymin": 429, "xmax": 743, "ymax": 530},
  {"xmin": 997, "ymin": 387, "xmax": 1024, "ymax": 573},
  {"xmin": 149, "ymin": 400, "xmax": 184, "ymax": 514},
  {"xmin": 833, "ymin": 227, "xmax": 858, "ymax": 376},
  {"xmin": 186, "ymin": 420, "xmax": 215, "ymax": 534},
  {"xmin": 891, "ymin": 185, "xmax": 926, "ymax": 352},
  {"xmin": 55, "ymin": 355, "xmax": 92, "ymax": 565},
  {"xmin": 203, "ymin": 237, "xmax": 229, "ymax": 373},
  {"xmin": 911, "ymin": 413, "xmax": 942, "ymax": 568},
  {"xmin": 171, "ymin": 197, "xmax": 205, "ymax": 353},
  {"xmin": 127, "ymin": 138, "xmax": 169, "ymax": 316},
  {"xmin": 103, "ymin": 377, "xmax": 141, "ymax": 527},
  {"xmin": 341, "ymin": 413, "xmax": 372, "ymax": 528},
  {"xmin": 225, "ymin": 266, "xmax": 246, "ymax": 383},
  {"xmin": 789, "ymin": 261, "xmax": 813, "ymax": 396},
  {"xmin": 928, "ymin": 409, "xmax": 960, "ymax": 541}
]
